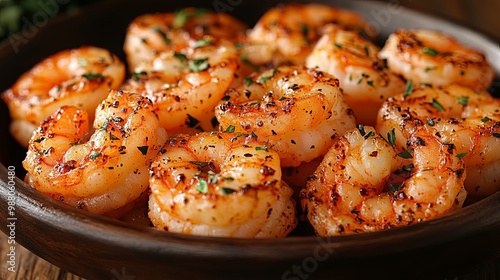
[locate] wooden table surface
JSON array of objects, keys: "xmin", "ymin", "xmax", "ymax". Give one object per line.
[{"xmin": 1, "ymin": 0, "xmax": 499, "ymax": 279}]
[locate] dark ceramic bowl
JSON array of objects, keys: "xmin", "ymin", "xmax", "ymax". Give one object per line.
[{"xmin": 1, "ymin": 1, "xmax": 499, "ymax": 279}]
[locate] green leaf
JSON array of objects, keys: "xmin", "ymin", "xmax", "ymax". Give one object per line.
[
  {"xmin": 397, "ymin": 149, "xmax": 414, "ymax": 159},
  {"xmin": 188, "ymin": 58, "xmax": 209, "ymax": 72},
  {"xmin": 456, "ymin": 152, "xmax": 468, "ymax": 158},
  {"xmin": 244, "ymin": 77, "xmax": 253, "ymax": 87},
  {"xmin": 196, "ymin": 178, "xmax": 208, "ymax": 193},
  {"xmin": 137, "ymin": 146, "xmax": 149, "ymax": 155},
  {"xmin": 173, "ymin": 52, "xmax": 187, "ymax": 62},
  {"xmin": 172, "ymin": 8, "xmax": 205, "ymax": 29},
  {"xmin": 193, "ymin": 38, "xmax": 213, "ymax": 48},
  {"xmin": 430, "ymin": 99, "xmax": 445, "ymax": 112},
  {"xmin": 255, "ymin": 146, "xmax": 268, "ymax": 152},
  {"xmin": 457, "ymin": 96, "xmax": 469, "ymax": 106},
  {"xmin": 185, "ymin": 114, "xmax": 200, "ymax": 128},
  {"xmin": 151, "ymin": 26, "xmax": 171, "ymax": 45},
  {"xmin": 423, "ymin": 47, "xmax": 439, "ymax": 56},
  {"xmin": 132, "ymin": 71, "xmax": 147, "ymax": 81},
  {"xmin": 404, "ymin": 80, "xmax": 413, "ymax": 97},
  {"xmin": 77, "ymin": 58, "xmax": 88, "ymax": 67},
  {"xmin": 224, "ymin": 125, "xmax": 235, "ymax": 133},
  {"xmin": 82, "ymin": 73, "xmax": 105, "ymax": 80},
  {"xmin": 257, "ymin": 69, "xmax": 277, "ymax": 83},
  {"xmin": 481, "ymin": 116, "xmax": 492, "ymax": 122},
  {"xmin": 221, "ymin": 188, "xmax": 235, "ymax": 195},
  {"xmin": 190, "ymin": 161, "xmax": 211, "ymax": 168},
  {"xmin": 387, "ymin": 128, "xmax": 396, "ymax": 146},
  {"xmin": 89, "ymin": 152, "xmax": 101, "ymax": 160},
  {"xmin": 357, "ymin": 124, "xmax": 366, "ymax": 136}
]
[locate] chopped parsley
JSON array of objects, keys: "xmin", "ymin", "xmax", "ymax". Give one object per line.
[
  {"xmin": 221, "ymin": 188, "xmax": 236, "ymax": 195},
  {"xmin": 244, "ymin": 77, "xmax": 253, "ymax": 87},
  {"xmin": 456, "ymin": 152, "xmax": 468, "ymax": 159},
  {"xmin": 224, "ymin": 125, "xmax": 235, "ymax": 133},
  {"xmin": 89, "ymin": 151, "xmax": 101, "ymax": 160},
  {"xmin": 423, "ymin": 47, "xmax": 439, "ymax": 56},
  {"xmin": 387, "ymin": 128, "xmax": 396, "ymax": 146},
  {"xmin": 193, "ymin": 38, "xmax": 213, "ymax": 48},
  {"xmin": 151, "ymin": 26, "xmax": 171, "ymax": 45},
  {"xmin": 357, "ymin": 124, "xmax": 366, "ymax": 136},
  {"xmin": 404, "ymin": 79, "xmax": 413, "ymax": 97},
  {"xmin": 137, "ymin": 146, "xmax": 149, "ymax": 155},
  {"xmin": 82, "ymin": 73, "xmax": 105, "ymax": 80},
  {"xmin": 430, "ymin": 99, "xmax": 445, "ymax": 112},
  {"xmin": 397, "ymin": 149, "xmax": 414, "ymax": 159},
  {"xmin": 255, "ymin": 146, "xmax": 268, "ymax": 152},
  {"xmin": 196, "ymin": 177, "xmax": 208, "ymax": 193},
  {"xmin": 257, "ymin": 68, "xmax": 277, "ymax": 83},
  {"xmin": 132, "ymin": 71, "xmax": 147, "ymax": 81},
  {"xmin": 173, "ymin": 52, "xmax": 187, "ymax": 62},
  {"xmin": 188, "ymin": 58, "xmax": 209, "ymax": 72},
  {"xmin": 456, "ymin": 96, "xmax": 469, "ymax": 106}
]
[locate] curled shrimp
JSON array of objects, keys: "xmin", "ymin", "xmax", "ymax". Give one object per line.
[
  {"xmin": 121, "ymin": 37, "xmax": 239, "ymax": 134},
  {"xmin": 215, "ymin": 65, "xmax": 356, "ymax": 167},
  {"xmin": 306, "ymin": 25, "xmax": 406, "ymax": 126},
  {"xmin": 377, "ymin": 84, "xmax": 500, "ymax": 198},
  {"xmin": 378, "ymin": 29, "xmax": 495, "ymax": 91},
  {"xmin": 23, "ymin": 90, "xmax": 168, "ymax": 215},
  {"xmin": 2, "ymin": 46, "xmax": 125, "ymax": 147},
  {"xmin": 124, "ymin": 7, "xmax": 247, "ymax": 69},
  {"xmin": 244, "ymin": 3, "xmax": 376, "ymax": 67},
  {"xmin": 148, "ymin": 132, "xmax": 297, "ymax": 238},
  {"xmin": 301, "ymin": 126, "xmax": 467, "ymax": 236}
]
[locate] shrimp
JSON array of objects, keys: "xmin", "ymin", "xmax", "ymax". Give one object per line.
[
  {"xmin": 121, "ymin": 37, "xmax": 239, "ymax": 134},
  {"xmin": 215, "ymin": 65, "xmax": 357, "ymax": 167},
  {"xmin": 22, "ymin": 90, "xmax": 168, "ymax": 215},
  {"xmin": 123, "ymin": 7, "xmax": 247, "ymax": 69},
  {"xmin": 300, "ymin": 125, "xmax": 467, "ymax": 236},
  {"xmin": 2, "ymin": 46, "xmax": 125, "ymax": 147},
  {"xmin": 306, "ymin": 25, "xmax": 406, "ymax": 126},
  {"xmin": 378, "ymin": 29, "xmax": 495, "ymax": 91},
  {"xmin": 377, "ymin": 84, "xmax": 500, "ymax": 198},
  {"xmin": 244, "ymin": 3, "xmax": 376, "ymax": 66},
  {"xmin": 148, "ymin": 132, "xmax": 297, "ymax": 238}
]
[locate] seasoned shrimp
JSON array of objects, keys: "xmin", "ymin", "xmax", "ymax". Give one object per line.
[
  {"xmin": 121, "ymin": 37, "xmax": 239, "ymax": 134},
  {"xmin": 245, "ymin": 3, "xmax": 376, "ymax": 66},
  {"xmin": 215, "ymin": 65, "xmax": 356, "ymax": 167},
  {"xmin": 377, "ymin": 84, "xmax": 500, "ymax": 197},
  {"xmin": 23, "ymin": 90, "xmax": 168, "ymax": 215},
  {"xmin": 378, "ymin": 29, "xmax": 495, "ymax": 91},
  {"xmin": 2, "ymin": 46, "xmax": 125, "ymax": 147},
  {"xmin": 301, "ymin": 126, "xmax": 467, "ymax": 236},
  {"xmin": 124, "ymin": 7, "xmax": 247, "ymax": 69},
  {"xmin": 148, "ymin": 132, "xmax": 297, "ymax": 238},
  {"xmin": 306, "ymin": 25, "xmax": 406, "ymax": 126}
]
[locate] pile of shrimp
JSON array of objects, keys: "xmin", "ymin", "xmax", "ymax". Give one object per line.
[{"xmin": 2, "ymin": 3, "xmax": 499, "ymax": 238}]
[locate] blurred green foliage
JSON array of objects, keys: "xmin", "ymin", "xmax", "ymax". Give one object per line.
[{"xmin": 0, "ymin": 0, "xmax": 101, "ymax": 41}]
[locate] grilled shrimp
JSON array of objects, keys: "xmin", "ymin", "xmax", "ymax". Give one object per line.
[
  {"xmin": 301, "ymin": 126, "xmax": 467, "ymax": 236},
  {"xmin": 23, "ymin": 90, "xmax": 168, "ymax": 215},
  {"xmin": 124, "ymin": 7, "xmax": 247, "ymax": 69},
  {"xmin": 377, "ymin": 84, "xmax": 500, "ymax": 197},
  {"xmin": 148, "ymin": 132, "xmax": 297, "ymax": 238},
  {"xmin": 306, "ymin": 25, "xmax": 406, "ymax": 125},
  {"xmin": 2, "ymin": 46, "xmax": 125, "ymax": 147},
  {"xmin": 121, "ymin": 37, "xmax": 239, "ymax": 134},
  {"xmin": 215, "ymin": 65, "xmax": 356, "ymax": 167},
  {"xmin": 378, "ymin": 29, "xmax": 495, "ymax": 91},
  {"xmin": 244, "ymin": 3, "xmax": 375, "ymax": 66}
]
